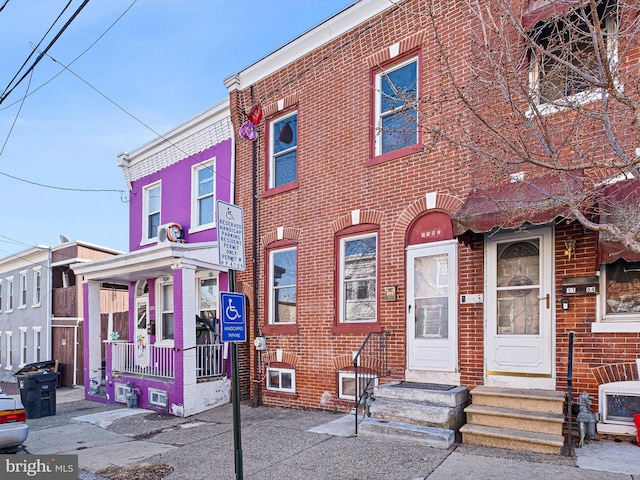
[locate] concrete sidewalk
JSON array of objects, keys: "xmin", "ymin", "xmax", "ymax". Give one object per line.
[{"xmin": 13, "ymin": 389, "xmax": 640, "ymax": 480}]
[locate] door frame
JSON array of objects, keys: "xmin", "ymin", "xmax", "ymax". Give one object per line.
[{"xmin": 484, "ymin": 227, "xmax": 556, "ymax": 389}]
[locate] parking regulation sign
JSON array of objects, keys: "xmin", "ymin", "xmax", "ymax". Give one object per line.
[
  {"xmin": 217, "ymin": 200, "xmax": 245, "ymax": 270},
  {"xmin": 220, "ymin": 291, "xmax": 246, "ymax": 342}
]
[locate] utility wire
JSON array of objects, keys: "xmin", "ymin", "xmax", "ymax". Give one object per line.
[
  {"xmin": 1, "ymin": 0, "xmax": 73, "ymax": 103},
  {"xmin": 0, "ymin": 69, "xmax": 32, "ymax": 157},
  {"xmin": 0, "ymin": 0, "xmax": 90, "ymax": 105},
  {"xmin": 0, "ymin": 0, "xmax": 10, "ymax": 14}
]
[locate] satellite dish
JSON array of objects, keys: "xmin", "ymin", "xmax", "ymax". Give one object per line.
[{"xmin": 59, "ymin": 235, "xmax": 70, "ymax": 243}]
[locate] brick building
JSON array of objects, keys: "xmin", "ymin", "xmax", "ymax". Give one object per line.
[{"xmin": 225, "ymin": 0, "xmax": 640, "ymax": 443}]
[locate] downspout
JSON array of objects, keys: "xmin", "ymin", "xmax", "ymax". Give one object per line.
[{"xmin": 250, "ymin": 85, "xmax": 261, "ymax": 407}]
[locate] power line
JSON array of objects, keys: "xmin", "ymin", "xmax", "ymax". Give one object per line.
[{"xmin": 0, "ymin": 0, "xmax": 90, "ymax": 105}]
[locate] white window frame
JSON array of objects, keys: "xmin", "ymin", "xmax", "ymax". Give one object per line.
[
  {"xmin": 19, "ymin": 327, "xmax": 27, "ymax": 367},
  {"xmin": 268, "ymin": 110, "xmax": 298, "ymax": 188},
  {"xmin": 266, "ymin": 367, "xmax": 296, "ymax": 393},
  {"xmin": 32, "ymin": 267, "xmax": 42, "ymax": 307},
  {"xmin": 190, "ymin": 158, "xmax": 216, "ymax": 232},
  {"xmin": 0, "ymin": 331, "xmax": 2, "ymax": 368},
  {"xmin": 0, "ymin": 279, "xmax": 3, "ymax": 312},
  {"xmin": 268, "ymin": 246, "xmax": 297, "ymax": 325},
  {"xmin": 528, "ymin": 8, "xmax": 619, "ymax": 116},
  {"xmin": 593, "ymin": 261, "xmax": 640, "ymax": 333},
  {"xmin": 5, "ymin": 332, "xmax": 13, "ymax": 370},
  {"xmin": 6, "ymin": 276, "xmax": 13, "ymax": 312},
  {"xmin": 33, "ymin": 327, "xmax": 42, "ymax": 362},
  {"xmin": 156, "ymin": 278, "xmax": 174, "ymax": 345},
  {"xmin": 142, "ymin": 181, "xmax": 162, "ymax": 244},
  {"xmin": 196, "ymin": 272, "xmax": 219, "ymax": 337},
  {"xmin": 19, "ymin": 270, "xmax": 27, "ymax": 309},
  {"xmin": 338, "ymin": 232, "xmax": 378, "ymax": 323},
  {"xmin": 374, "ymin": 55, "xmax": 419, "ymax": 156},
  {"xmin": 338, "ymin": 371, "xmax": 379, "ymax": 401}
]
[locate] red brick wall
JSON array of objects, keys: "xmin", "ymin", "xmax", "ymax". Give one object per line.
[{"xmin": 228, "ymin": 0, "xmax": 640, "ymax": 412}]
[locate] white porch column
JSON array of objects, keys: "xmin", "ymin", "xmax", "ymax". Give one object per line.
[
  {"xmin": 85, "ymin": 280, "xmax": 102, "ymax": 394},
  {"xmin": 175, "ymin": 264, "xmax": 197, "ymax": 389}
]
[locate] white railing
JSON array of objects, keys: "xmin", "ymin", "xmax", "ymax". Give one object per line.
[
  {"xmin": 196, "ymin": 344, "xmax": 225, "ymax": 380},
  {"xmin": 112, "ymin": 342, "xmax": 175, "ymax": 379},
  {"xmin": 110, "ymin": 342, "xmax": 225, "ymax": 381}
]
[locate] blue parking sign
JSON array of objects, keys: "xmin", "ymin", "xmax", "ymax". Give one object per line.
[{"xmin": 221, "ymin": 292, "xmax": 246, "ymax": 342}]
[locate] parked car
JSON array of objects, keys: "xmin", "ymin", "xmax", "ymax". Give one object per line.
[{"xmin": 0, "ymin": 386, "xmax": 28, "ymax": 452}]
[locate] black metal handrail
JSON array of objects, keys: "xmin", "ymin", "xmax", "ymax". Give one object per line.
[
  {"xmin": 353, "ymin": 331, "xmax": 391, "ymax": 435},
  {"xmin": 566, "ymin": 330, "xmax": 575, "ymax": 456}
]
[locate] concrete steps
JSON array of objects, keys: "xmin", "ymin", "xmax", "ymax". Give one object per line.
[
  {"xmin": 460, "ymin": 386, "xmax": 566, "ymax": 455},
  {"xmin": 358, "ymin": 382, "xmax": 469, "ymax": 449}
]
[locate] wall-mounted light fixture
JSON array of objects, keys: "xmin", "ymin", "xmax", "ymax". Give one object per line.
[{"xmin": 564, "ymin": 238, "xmax": 576, "ymax": 261}]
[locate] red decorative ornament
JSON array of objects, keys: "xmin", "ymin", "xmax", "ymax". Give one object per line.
[{"xmin": 247, "ymin": 103, "xmax": 263, "ymax": 125}]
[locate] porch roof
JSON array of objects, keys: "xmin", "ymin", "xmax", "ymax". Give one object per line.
[
  {"xmin": 70, "ymin": 242, "xmax": 227, "ymax": 284},
  {"xmin": 522, "ymin": 0, "xmax": 586, "ymax": 29},
  {"xmin": 452, "ymin": 172, "xmax": 581, "ymax": 236}
]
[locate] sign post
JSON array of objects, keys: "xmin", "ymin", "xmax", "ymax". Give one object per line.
[{"xmin": 217, "ymin": 200, "xmax": 246, "ymax": 480}]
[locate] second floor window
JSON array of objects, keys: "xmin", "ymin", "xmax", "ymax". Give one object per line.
[
  {"xmin": 374, "ymin": 56, "xmax": 419, "ymax": 156},
  {"xmin": 268, "ymin": 247, "xmax": 297, "ymax": 324},
  {"xmin": 269, "ymin": 111, "xmax": 298, "ymax": 188},
  {"xmin": 19, "ymin": 272, "xmax": 27, "ymax": 308},
  {"xmin": 193, "ymin": 160, "xmax": 215, "ymax": 228},
  {"xmin": 530, "ymin": 0, "xmax": 617, "ymax": 105},
  {"xmin": 33, "ymin": 269, "xmax": 41, "ymax": 306},
  {"xmin": 143, "ymin": 183, "xmax": 161, "ymax": 241},
  {"xmin": 6, "ymin": 277, "xmax": 13, "ymax": 312}
]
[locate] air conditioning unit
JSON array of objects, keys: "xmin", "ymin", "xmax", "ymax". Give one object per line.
[{"xmin": 157, "ymin": 223, "xmax": 184, "ymax": 244}]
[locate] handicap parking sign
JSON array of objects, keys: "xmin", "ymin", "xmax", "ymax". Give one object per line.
[{"xmin": 221, "ymin": 292, "xmax": 246, "ymax": 342}]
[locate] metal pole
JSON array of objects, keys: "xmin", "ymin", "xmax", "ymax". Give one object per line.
[{"xmin": 229, "ymin": 270, "xmax": 243, "ymax": 479}]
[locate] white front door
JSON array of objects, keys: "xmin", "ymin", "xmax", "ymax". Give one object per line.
[
  {"xmin": 407, "ymin": 240, "xmax": 458, "ymax": 372},
  {"xmin": 485, "ymin": 228, "xmax": 554, "ymax": 389}
]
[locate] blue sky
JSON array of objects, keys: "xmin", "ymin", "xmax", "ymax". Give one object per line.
[{"xmin": 0, "ymin": 0, "xmax": 354, "ymax": 256}]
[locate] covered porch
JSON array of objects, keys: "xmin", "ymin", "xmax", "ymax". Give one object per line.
[{"xmin": 72, "ymin": 242, "xmax": 231, "ymax": 417}]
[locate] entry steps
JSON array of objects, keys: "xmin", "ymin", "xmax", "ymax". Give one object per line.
[
  {"xmin": 460, "ymin": 386, "xmax": 566, "ymax": 455},
  {"xmin": 358, "ymin": 381, "xmax": 469, "ymax": 449}
]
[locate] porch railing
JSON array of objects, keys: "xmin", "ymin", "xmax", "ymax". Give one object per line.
[
  {"xmin": 112, "ymin": 342, "xmax": 176, "ymax": 379},
  {"xmin": 110, "ymin": 342, "xmax": 225, "ymax": 381},
  {"xmin": 195, "ymin": 344, "xmax": 225, "ymax": 379},
  {"xmin": 353, "ymin": 331, "xmax": 391, "ymax": 435}
]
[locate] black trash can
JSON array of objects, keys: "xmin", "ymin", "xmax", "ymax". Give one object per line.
[{"xmin": 15, "ymin": 371, "xmax": 59, "ymax": 419}]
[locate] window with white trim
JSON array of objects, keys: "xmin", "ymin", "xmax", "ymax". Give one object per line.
[
  {"xmin": 19, "ymin": 327, "xmax": 27, "ymax": 366},
  {"xmin": 6, "ymin": 277, "xmax": 13, "ymax": 312},
  {"xmin": 529, "ymin": 0, "xmax": 618, "ymax": 107},
  {"xmin": 0, "ymin": 332, "xmax": 2, "ymax": 367},
  {"xmin": 143, "ymin": 182, "xmax": 162, "ymax": 242},
  {"xmin": 192, "ymin": 159, "xmax": 215, "ymax": 229},
  {"xmin": 33, "ymin": 268, "xmax": 42, "ymax": 306},
  {"xmin": 33, "ymin": 327, "xmax": 41, "ymax": 362},
  {"xmin": 338, "ymin": 371, "xmax": 378, "ymax": 401},
  {"xmin": 600, "ymin": 260, "xmax": 640, "ymax": 323},
  {"xmin": 338, "ymin": 232, "xmax": 378, "ymax": 323},
  {"xmin": 268, "ymin": 111, "xmax": 298, "ymax": 188},
  {"xmin": 266, "ymin": 367, "xmax": 296, "ymax": 393},
  {"xmin": 19, "ymin": 271, "xmax": 27, "ymax": 308},
  {"xmin": 157, "ymin": 279, "xmax": 174, "ymax": 342},
  {"xmin": 268, "ymin": 246, "xmax": 297, "ymax": 324},
  {"xmin": 0, "ymin": 280, "xmax": 3, "ymax": 311},
  {"xmin": 5, "ymin": 332, "xmax": 12, "ymax": 369},
  {"xmin": 374, "ymin": 56, "xmax": 419, "ymax": 156}
]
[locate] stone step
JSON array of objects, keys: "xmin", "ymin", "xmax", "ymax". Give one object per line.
[
  {"xmin": 460, "ymin": 423, "xmax": 564, "ymax": 455},
  {"xmin": 359, "ymin": 417, "xmax": 454, "ymax": 449},
  {"xmin": 374, "ymin": 382, "xmax": 469, "ymax": 408},
  {"xmin": 464, "ymin": 404, "xmax": 564, "ymax": 435},
  {"xmin": 469, "ymin": 386, "xmax": 565, "ymax": 414},
  {"xmin": 369, "ymin": 399, "xmax": 466, "ymax": 430}
]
